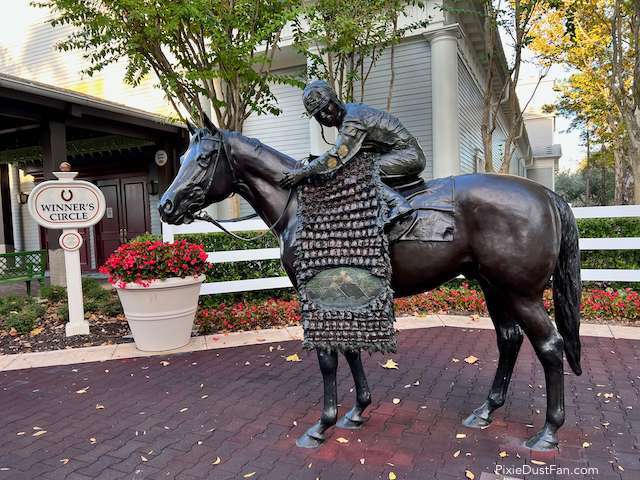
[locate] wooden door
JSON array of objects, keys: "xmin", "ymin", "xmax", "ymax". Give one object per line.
[
  {"xmin": 95, "ymin": 177, "xmax": 150, "ymax": 267},
  {"xmin": 39, "ymin": 227, "xmax": 91, "ymax": 271}
]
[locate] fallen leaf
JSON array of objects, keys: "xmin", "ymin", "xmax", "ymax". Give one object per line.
[
  {"xmin": 465, "ymin": 470, "xmax": 475, "ymax": 480},
  {"xmin": 336, "ymin": 437, "xmax": 349, "ymax": 444},
  {"xmin": 95, "ymin": 404, "xmax": 105, "ymax": 410},
  {"xmin": 89, "ymin": 437, "xmax": 97, "ymax": 444},
  {"xmin": 286, "ymin": 353, "xmax": 301, "ymax": 362},
  {"xmin": 9, "ymin": 327, "xmax": 17, "ymax": 336},
  {"xmin": 582, "ymin": 442, "xmax": 591, "ymax": 448},
  {"xmin": 455, "ymin": 433, "xmax": 466, "ymax": 439},
  {"xmin": 360, "ymin": 458, "xmax": 365, "ymax": 465},
  {"xmin": 531, "ymin": 460, "xmax": 546, "ymax": 465},
  {"xmin": 140, "ymin": 456, "xmax": 148, "ymax": 462},
  {"xmin": 453, "ymin": 450, "xmax": 460, "ymax": 458},
  {"xmin": 413, "ymin": 380, "xmax": 420, "ymax": 386},
  {"xmin": 499, "ymin": 451, "xmax": 508, "ymax": 458},
  {"xmin": 451, "ymin": 358, "xmax": 460, "ymax": 363},
  {"xmin": 179, "ymin": 408, "xmax": 189, "ymax": 413},
  {"xmin": 160, "ymin": 361, "xmax": 170, "ymax": 366},
  {"xmin": 464, "ymin": 356, "xmax": 478, "ymax": 365},
  {"xmin": 392, "ymin": 398, "xmax": 401, "ymax": 405},
  {"xmin": 470, "ymin": 314, "xmax": 479, "ymax": 321},
  {"xmin": 603, "ymin": 393, "xmax": 614, "ymax": 399},
  {"xmin": 379, "ymin": 359, "xmax": 399, "ymax": 369},
  {"xmin": 30, "ymin": 327, "xmax": 44, "ymax": 337},
  {"xmin": 389, "ymin": 473, "xmax": 397, "ymax": 480},
  {"xmin": 32, "ymin": 430, "xmax": 47, "ymax": 437},
  {"xmin": 243, "ymin": 472, "xmax": 256, "ymax": 478},
  {"xmin": 60, "ymin": 459, "xmax": 69, "ymax": 465},
  {"xmin": 16, "ymin": 432, "xmax": 25, "ymax": 436},
  {"xmin": 618, "ymin": 465, "xmax": 625, "ymax": 471},
  {"xmin": 201, "ymin": 395, "xmax": 209, "ymax": 399},
  {"xmin": 212, "ymin": 457, "xmax": 221, "ymax": 465},
  {"xmin": 75, "ymin": 387, "xmax": 90, "ymax": 394}
]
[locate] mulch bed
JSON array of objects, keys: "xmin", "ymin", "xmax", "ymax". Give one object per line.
[{"xmin": 0, "ymin": 304, "xmax": 133, "ymax": 355}]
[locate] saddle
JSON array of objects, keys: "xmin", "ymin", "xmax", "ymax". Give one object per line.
[{"xmin": 387, "ymin": 176, "xmax": 456, "ymax": 243}]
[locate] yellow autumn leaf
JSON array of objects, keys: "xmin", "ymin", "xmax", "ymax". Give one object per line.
[
  {"xmin": 243, "ymin": 472, "xmax": 256, "ymax": 478},
  {"xmin": 455, "ymin": 433, "xmax": 466, "ymax": 439},
  {"xmin": 379, "ymin": 359, "xmax": 399, "ymax": 369},
  {"xmin": 29, "ymin": 327, "xmax": 44, "ymax": 337},
  {"xmin": 464, "ymin": 356, "xmax": 478, "ymax": 365},
  {"xmin": 286, "ymin": 354, "xmax": 301, "ymax": 362},
  {"xmin": 212, "ymin": 457, "xmax": 221, "ymax": 465},
  {"xmin": 32, "ymin": 430, "xmax": 47, "ymax": 437},
  {"xmin": 392, "ymin": 398, "xmax": 401, "ymax": 405},
  {"xmin": 465, "ymin": 470, "xmax": 475, "ymax": 480},
  {"xmin": 60, "ymin": 459, "xmax": 69, "ymax": 465},
  {"xmin": 389, "ymin": 472, "xmax": 397, "ymax": 480},
  {"xmin": 498, "ymin": 451, "xmax": 508, "ymax": 458},
  {"xmin": 531, "ymin": 460, "xmax": 546, "ymax": 465},
  {"xmin": 453, "ymin": 450, "xmax": 460, "ymax": 458},
  {"xmin": 75, "ymin": 387, "xmax": 89, "ymax": 394},
  {"xmin": 336, "ymin": 437, "xmax": 349, "ymax": 444}
]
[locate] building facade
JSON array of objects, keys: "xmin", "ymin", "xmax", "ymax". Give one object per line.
[{"xmin": 0, "ymin": 0, "xmax": 533, "ymax": 273}]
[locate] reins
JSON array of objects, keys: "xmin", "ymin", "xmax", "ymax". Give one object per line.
[{"xmin": 191, "ymin": 131, "xmax": 298, "ymax": 242}]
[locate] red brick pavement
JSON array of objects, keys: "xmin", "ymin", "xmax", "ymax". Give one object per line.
[{"xmin": 1, "ymin": 327, "xmax": 638, "ymax": 480}]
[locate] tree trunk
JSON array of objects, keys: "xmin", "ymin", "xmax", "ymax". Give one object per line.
[{"xmin": 482, "ymin": 131, "xmax": 494, "ymax": 173}]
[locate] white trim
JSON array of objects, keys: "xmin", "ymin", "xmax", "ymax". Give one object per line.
[
  {"xmin": 200, "ymin": 276, "xmax": 292, "ymax": 294},
  {"xmin": 572, "ymin": 205, "xmax": 640, "ymax": 219},
  {"xmin": 207, "ymin": 248, "xmax": 280, "ymax": 263},
  {"xmin": 581, "ymin": 269, "xmax": 640, "ymax": 282},
  {"xmin": 579, "ymin": 238, "xmax": 640, "ymax": 250}
]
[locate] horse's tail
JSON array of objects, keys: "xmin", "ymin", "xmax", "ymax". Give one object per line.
[{"xmin": 548, "ymin": 191, "xmax": 582, "ymax": 376}]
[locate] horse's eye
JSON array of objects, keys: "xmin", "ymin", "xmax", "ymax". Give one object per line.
[{"xmin": 197, "ymin": 154, "xmax": 211, "ymax": 168}]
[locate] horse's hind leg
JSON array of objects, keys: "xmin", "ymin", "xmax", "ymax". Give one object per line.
[
  {"xmin": 336, "ymin": 349, "xmax": 371, "ymax": 429},
  {"xmin": 513, "ymin": 298, "xmax": 565, "ymax": 450},
  {"xmin": 296, "ymin": 349, "xmax": 339, "ymax": 448},
  {"xmin": 464, "ymin": 287, "xmax": 524, "ymax": 428}
]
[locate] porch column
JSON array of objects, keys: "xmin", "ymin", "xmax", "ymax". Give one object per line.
[
  {"xmin": 41, "ymin": 121, "xmax": 67, "ymax": 286},
  {"xmin": 427, "ymin": 25, "xmax": 461, "ymax": 178},
  {"xmin": 0, "ymin": 165, "xmax": 14, "ymax": 253}
]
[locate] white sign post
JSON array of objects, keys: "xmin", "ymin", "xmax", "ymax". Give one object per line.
[{"xmin": 28, "ymin": 163, "xmax": 106, "ymax": 336}]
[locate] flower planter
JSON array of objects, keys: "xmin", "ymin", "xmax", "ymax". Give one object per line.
[{"xmin": 115, "ymin": 275, "xmax": 206, "ymax": 351}]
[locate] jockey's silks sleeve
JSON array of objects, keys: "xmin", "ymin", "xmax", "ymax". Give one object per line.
[{"xmin": 303, "ymin": 119, "xmax": 368, "ymax": 176}]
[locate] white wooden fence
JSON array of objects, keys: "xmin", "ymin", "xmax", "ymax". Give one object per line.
[{"xmin": 162, "ymin": 204, "xmax": 640, "ymax": 295}]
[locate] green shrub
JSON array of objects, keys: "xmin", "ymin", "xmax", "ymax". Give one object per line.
[
  {"xmin": 577, "ymin": 217, "xmax": 640, "ymax": 238},
  {"xmin": 130, "ymin": 232, "xmax": 162, "ymax": 243},
  {"xmin": 40, "ymin": 285, "xmax": 67, "ymax": 302},
  {"xmin": 4, "ymin": 302, "xmax": 45, "ymax": 334},
  {"xmin": 57, "ymin": 303, "xmax": 69, "ymax": 322},
  {"xmin": 0, "ymin": 295, "xmax": 28, "ymax": 317}
]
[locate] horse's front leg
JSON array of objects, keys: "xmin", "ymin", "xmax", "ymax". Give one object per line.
[
  {"xmin": 336, "ymin": 349, "xmax": 371, "ymax": 429},
  {"xmin": 296, "ymin": 349, "xmax": 338, "ymax": 448}
]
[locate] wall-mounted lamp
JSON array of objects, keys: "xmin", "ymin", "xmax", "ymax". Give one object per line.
[
  {"xmin": 148, "ymin": 180, "xmax": 159, "ymax": 196},
  {"xmin": 18, "ymin": 192, "xmax": 29, "ymax": 205}
]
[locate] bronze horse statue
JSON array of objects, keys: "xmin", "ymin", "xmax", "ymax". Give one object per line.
[{"xmin": 159, "ymin": 121, "xmax": 582, "ymax": 451}]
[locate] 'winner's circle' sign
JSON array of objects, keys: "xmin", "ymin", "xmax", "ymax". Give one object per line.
[{"xmin": 28, "ymin": 172, "xmax": 106, "ymax": 230}]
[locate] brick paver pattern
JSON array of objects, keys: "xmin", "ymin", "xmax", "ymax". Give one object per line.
[{"xmin": 1, "ymin": 327, "xmax": 638, "ymax": 480}]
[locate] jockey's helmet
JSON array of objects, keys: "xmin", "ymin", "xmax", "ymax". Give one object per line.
[{"xmin": 303, "ymin": 80, "xmax": 341, "ymax": 117}]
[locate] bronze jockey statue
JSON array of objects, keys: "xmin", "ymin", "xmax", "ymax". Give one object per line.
[{"xmin": 280, "ymin": 80, "xmax": 426, "ymax": 226}]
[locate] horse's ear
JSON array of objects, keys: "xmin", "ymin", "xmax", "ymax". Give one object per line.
[
  {"xmin": 186, "ymin": 119, "xmax": 196, "ymax": 135},
  {"xmin": 202, "ymin": 112, "xmax": 218, "ymax": 135}
]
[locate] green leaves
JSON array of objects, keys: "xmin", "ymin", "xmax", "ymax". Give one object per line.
[{"xmin": 34, "ymin": 0, "xmax": 302, "ymax": 130}]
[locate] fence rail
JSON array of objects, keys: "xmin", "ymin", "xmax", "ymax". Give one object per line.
[{"xmin": 162, "ymin": 205, "xmax": 640, "ymax": 295}]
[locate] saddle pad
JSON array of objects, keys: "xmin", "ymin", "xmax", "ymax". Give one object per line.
[
  {"xmin": 393, "ymin": 176, "xmax": 456, "ymax": 242},
  {"xmin": 294, "ymin": 152, "xmax": 397, "ymax": 353}
]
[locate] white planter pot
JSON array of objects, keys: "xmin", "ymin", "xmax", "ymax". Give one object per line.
[{"xmin": 115, "ymin": 275, "xmax": 205, "ymax": 352}]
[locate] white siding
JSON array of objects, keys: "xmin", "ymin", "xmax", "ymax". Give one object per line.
[
  {"xmin": 149, "ymin": 194, "xmax": 161, "ymax": 235},
  {"xmin": 19, "ymin": 173, "xmax": 41, "ymax": 252},
  {"xmin": 240, "ymin": 68, "xmax": 309, "ymax": 215},
  {"xmin": 355, "ymin": 39, "xmax": 433, "ymax": 179},
  {"xmin": 458, "ymin": 57, "xmax": 483, "ymax": 174}
]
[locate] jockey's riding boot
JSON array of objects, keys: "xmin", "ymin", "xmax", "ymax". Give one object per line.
[{"xmin": 381, "ymin": 185, "xmax": 414, "ymax": 231}]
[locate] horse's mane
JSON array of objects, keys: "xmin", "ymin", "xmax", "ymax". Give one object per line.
[{"xmin": 224, "ymin": 130, "xmax": 300, "ymax": 170}]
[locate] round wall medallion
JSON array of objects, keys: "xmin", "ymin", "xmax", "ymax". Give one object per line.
[{"xmin": 155, "ymin": 150, "xmax": 168, "ymax": 166}]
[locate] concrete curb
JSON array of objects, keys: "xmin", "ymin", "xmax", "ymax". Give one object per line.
[{"xmin": 0, "ymin": 314, "xmax": 638, "ymax": 371}]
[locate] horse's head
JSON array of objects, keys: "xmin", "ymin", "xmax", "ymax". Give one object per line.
[{"xmin": 159, "ymin": 119, "xmax": 235, "ymax": 225}]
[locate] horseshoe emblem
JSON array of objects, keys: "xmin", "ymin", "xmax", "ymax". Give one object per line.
[{"xmin": 61, "ymin": 189, "xmax": 73, "ymax": 202}]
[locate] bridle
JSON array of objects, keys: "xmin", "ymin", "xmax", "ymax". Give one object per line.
[{"xmin": 190, "ymin": 130, "xmax": 297, "ymax": 242}]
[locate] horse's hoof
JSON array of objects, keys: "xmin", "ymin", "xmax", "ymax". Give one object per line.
[
  {"xmin": 296, "ymin": 433, "xmax": 324, "ymax": 449},
  {"xmin": 462, "ymin": 412, "xmax": 492, "ymax": 429},
  {"xmin": 525, "ymin": 430, "xmax": 559, "ymax": 451},
  {"xmin": 336, "ymin": 415, "xmax": 364, "ymax": 430}
]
